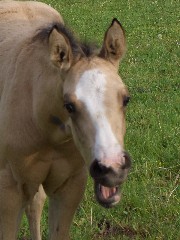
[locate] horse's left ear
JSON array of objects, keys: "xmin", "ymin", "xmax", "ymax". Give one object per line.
[{"xmin": 99, "ymin": 18, "xmax": 126, "ymax": 69}]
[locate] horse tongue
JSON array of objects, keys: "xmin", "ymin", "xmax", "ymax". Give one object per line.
[{"xmin": 100, "ymin": 185, "xmax": 116, "ymax": 199}]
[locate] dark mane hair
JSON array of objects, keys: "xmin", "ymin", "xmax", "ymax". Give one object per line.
[{"xmin": 33, "ymin": 22, "xmax": 100, "ymax": 58}]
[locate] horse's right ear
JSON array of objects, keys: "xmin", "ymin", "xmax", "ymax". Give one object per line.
[
  {"xmin": 49, "ymin": 28, "xmax": 73, "ymax": 71},
  {"xmin": 99, "ymin": 18, "xmax": 126, "ymax": 69}
]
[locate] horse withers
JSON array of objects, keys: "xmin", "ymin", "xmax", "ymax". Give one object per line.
[{"xmin": 0, "ymin": 1, "xmax": 131, "ymax": 239}]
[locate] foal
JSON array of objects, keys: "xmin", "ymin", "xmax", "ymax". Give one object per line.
[{"xmin": 0, "ymin": 1, "xmax": 131, "ymax": 239}]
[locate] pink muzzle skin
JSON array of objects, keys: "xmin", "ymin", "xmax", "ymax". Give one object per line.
[{"xmin": 90, "ymin": 152, "xmax": 131, "ymax": 208}]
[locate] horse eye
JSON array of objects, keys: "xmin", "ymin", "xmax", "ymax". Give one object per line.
[
  {"xmin": 123, "ymin": 96, "xmax": 130, "ymax": 107},
  {"xmin": 64, "ymin": 103, "xmax": 76, "ymax": 113}
]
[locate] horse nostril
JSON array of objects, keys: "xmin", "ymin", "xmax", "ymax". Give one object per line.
[
  {"xmin": 90, "ymin": 159, "xmax": 111, "ymax": 178},
  {"xmin": 121, "ymin": 152, "xmax": 131, "ymax": 170}
]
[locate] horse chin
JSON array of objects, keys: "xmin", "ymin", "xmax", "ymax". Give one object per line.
[{"xmin": 94, "ymin": 182, "xmax": 121, "ymax": 208}]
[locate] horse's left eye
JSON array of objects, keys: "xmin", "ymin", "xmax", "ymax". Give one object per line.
[
  {"xmin": 123, "ymin": 96, "xmax": 130, "ymax": 107},
  {"xmin": 64, "ymin": 103, "xmax": 76, "ymax": 113}
]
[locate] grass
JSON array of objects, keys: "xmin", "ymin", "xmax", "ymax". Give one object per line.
[{"xmin": 19, "ymin": 0, "xmax": 179, "ymax": 239}]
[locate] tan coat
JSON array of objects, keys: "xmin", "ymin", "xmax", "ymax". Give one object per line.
[{"xmin": 0, "ymin": 1, "xmax": 130, "ymax": 240}]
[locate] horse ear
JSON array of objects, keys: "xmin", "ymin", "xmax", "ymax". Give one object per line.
[
  {"xmin": 99, "ymin": 18, "xmax": 126, "ymax": 69},
  {"xmin": 49, "ymin": 28, "xmax": 73, "ymax": 71}
]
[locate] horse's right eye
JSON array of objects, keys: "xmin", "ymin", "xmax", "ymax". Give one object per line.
[{"xmin": 64, "ymin": 103, "xmax": 76, "ymax": 114}]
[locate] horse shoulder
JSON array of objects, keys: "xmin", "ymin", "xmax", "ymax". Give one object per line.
[{"xmin": 0, "ymin": 1, "xmax": 67, "ymax": 157}]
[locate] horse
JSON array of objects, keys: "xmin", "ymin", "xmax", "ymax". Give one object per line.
[{"xmin": 0, "ymin": 1, "xmax": 131, "ymax": 239}]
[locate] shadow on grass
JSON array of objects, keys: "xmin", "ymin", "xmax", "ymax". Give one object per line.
[{"xmin": 94, "ymin": 219, "xmax": 148, "ymax": 239}]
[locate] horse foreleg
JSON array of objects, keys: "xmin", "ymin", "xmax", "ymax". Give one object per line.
[
  {"xmin": 0, "ymin": 167, "xmax": 24, "ymax": 240},
  {"xmin": 48, "ymin": 167, "xmax": 87, "ymax": 240},
  {"xmin": 25, "ymin": 184, "xmax": 46, "ymax": 240}
]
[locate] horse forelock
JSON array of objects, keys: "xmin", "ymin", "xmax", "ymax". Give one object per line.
[{"xmin": 32, "ymin": 22, "xmax": 100, "ymax": 59}]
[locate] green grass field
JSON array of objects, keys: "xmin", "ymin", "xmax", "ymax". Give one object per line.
[{"xmin": 19, "ymin": 0, "xmax": 179, "ymax": 239}]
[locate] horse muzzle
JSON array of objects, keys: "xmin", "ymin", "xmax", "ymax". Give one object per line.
[{"xmin": 90, "ymin": 152, "xmax": 131, "ymax": 208}]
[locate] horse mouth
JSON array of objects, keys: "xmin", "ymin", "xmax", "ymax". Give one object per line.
[{"xmin": 94, "ymin": 182, "xmax": 121, "ymax": 208}]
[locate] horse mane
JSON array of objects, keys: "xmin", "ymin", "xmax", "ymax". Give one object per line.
[{"xmin": 33, "ymin": 22, "xmax": 100, "ymax": 58}]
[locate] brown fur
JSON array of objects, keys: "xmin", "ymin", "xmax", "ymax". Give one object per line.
[{"xmin": 0, "ymin": 1, "xmax": 129, "ymax": 240}]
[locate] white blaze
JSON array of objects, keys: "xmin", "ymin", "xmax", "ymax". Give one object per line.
[{"xmin": 75, "ymin": 69, "xmax": 123, "ymax": 166}]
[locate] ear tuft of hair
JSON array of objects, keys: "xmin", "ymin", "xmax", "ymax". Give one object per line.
[{"xmin": 111, "ymin": 18, "xmax": 125, "ymax": 34}]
